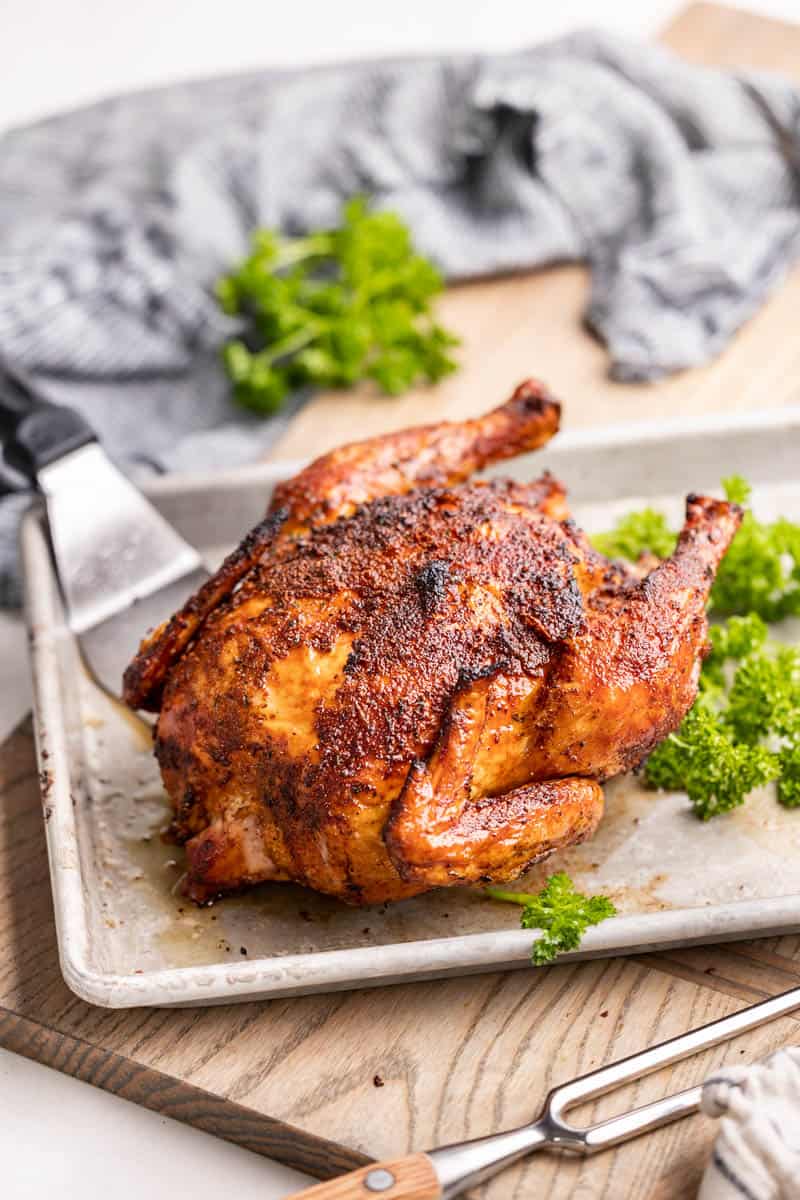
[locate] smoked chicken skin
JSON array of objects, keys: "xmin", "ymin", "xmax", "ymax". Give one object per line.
[{"xmin": 124, "ymin": 381, "xmax": 742, "ymax": 905}]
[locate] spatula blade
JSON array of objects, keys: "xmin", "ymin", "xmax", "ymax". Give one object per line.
[
  {"xmin": 37, "ymin": 442, "xmax": 210, "ymax": 696},
  {"xmin": 76, "ymin": 564, "xmax": 211, "ymax": 698}
]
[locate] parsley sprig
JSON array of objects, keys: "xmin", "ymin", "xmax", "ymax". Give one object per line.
[
  {"xmin": 486, "ymin": 873, "xmax": 616, "ymax": 965},
  {"xmin": 592, "ymin": 478, "xmax": 800, "ymax": 819},
  {"xmin": 645, "ymin": 703, "xmax": 781, "ymax": 820},
  {"xmin": 216, "ymin": 198, "xmax": 460, "ymax": 413},
  {"xmin": 591, "ymin": 508, "xmax": 676, "ymax": 562}
]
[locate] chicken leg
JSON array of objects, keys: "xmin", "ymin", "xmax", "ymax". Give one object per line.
[
  {"xmin": 123, "ymin": 379, "xmax": 562, "ymax": 709},
  {"xmin": 270, "ymin": 378, "xmax": 561, "ymax": 534}
]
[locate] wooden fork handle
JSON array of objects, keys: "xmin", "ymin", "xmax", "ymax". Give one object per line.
[{"xmin": 286, "ymin": 1153, "xmax": 442, "ymax": 1199}]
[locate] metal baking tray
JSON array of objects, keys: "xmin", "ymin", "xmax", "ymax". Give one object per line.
[{"xmin": 21, "ymin": 406, "xmax": 800, "ymax": 1008}]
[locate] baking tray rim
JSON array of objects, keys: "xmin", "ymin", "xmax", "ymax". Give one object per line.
[{"xmin": 20, "ymin": 403, "xmax": 800, "ymax": 1009}]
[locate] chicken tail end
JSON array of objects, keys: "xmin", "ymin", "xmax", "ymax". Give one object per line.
[
  {"xmin": 634, "ymin": 492, "xmax": 743, "ymax": 614},
  {"xmin": 678, "ymin": 492, "xmax": 744, "ymax": 570}
]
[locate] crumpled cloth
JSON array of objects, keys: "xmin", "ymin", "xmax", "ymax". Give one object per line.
[
  {"xmin": 699, "ymin": 1047, "xmax": 800, "ymax": 1200},
  {"xmin": 3, "ymin": 29, "xmax": 800, "ymax": 605}
]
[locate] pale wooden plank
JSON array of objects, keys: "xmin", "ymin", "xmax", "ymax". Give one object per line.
[{"xmin": 644, "ymin": 945, "xmax": 800, "ymax": 1010}]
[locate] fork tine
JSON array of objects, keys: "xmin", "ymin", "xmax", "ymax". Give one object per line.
[
  {"xmin": 581, "ymin": 1084, "xmax": 703, "ymax": 1153},
  {"xmin": 546, "ymin": 982, "xmax": 800, "ymax": 1125}
]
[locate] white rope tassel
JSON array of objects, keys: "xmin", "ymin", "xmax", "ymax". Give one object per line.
[{"xmin": 698, "ymin": 1047, "xmax": 800, "ymax": 1200}]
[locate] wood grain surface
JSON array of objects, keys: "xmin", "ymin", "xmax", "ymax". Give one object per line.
[{"xmin": 4, "ymin": 7, "xmax": 800, "ymax": 1200}]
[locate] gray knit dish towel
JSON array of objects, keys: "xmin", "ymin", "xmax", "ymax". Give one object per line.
[{"xmin": 2, "ymin": 28, "xmax": 800, "ymax": 605}]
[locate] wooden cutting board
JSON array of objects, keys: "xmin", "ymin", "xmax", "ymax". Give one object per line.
[{"xmin": 4, "ymin": 6, "xmax": 800, "ymax": 1198}]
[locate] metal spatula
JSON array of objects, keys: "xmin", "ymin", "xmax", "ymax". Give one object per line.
[{"xmin": 1, "ymin": 367, "xmax": 209, "ymax": 696}]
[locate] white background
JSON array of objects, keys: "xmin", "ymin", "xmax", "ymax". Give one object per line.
[
  {"xmin": 4, "ymin": 0, "xmax": 800, "ymax": 133},
  {"xmin": 1, "ymin": 2, "xmax": 798, "ymax": 1198}
]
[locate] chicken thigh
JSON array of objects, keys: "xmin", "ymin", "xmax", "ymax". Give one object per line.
[{"xmin": 124, "ymin": 381, "xmax": 742, "ymax": 905}]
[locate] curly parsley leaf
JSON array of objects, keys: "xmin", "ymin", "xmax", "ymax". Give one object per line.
[
  {"xmin": 712, "ymin": 478, "xmax": 800, "ymax": 621},
  {"xmin": 645, "ymin": 704, "xmax": 780, "ymax": 820},
  {"xmin": 724, "ymin": 645, "xmax": 800, "ymax": 744},
  {"xmin": 778, "ymin": 739, "xmax": 800, "ymax": 809},
  {"xmin": 217, "ymin": 197, "xmax": 459, "ymax": 413},
  {"xmin": 720, "ymin": 474, "xmax": 751, "ymax": 506},
  {"xmin": 645, "ymin": 608, "xmax": 797, "ymax": 818},
  {"xmin": 709, "ymin": 612, "xmax": 769, "ymax": 663},
  {"xmin": 486, "ymin": 873, "xmax": 616, "ymax": 965},
  {"xmin": 702, "ymin": 613, "xmax": 769, "ymax": 691},
  {"xmin": 591, "ymin": 508, "xmax": 676, "ymax": 562}
]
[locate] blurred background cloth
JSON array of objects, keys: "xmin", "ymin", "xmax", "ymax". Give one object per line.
[{"xmin": 2, "ymin": 28, "xmax": 800, "ymax": 603}]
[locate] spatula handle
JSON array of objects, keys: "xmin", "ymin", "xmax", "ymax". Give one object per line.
[
  {"xmin": 0, "ymin": 366, "xmax": 95, "ymax": 480},
  {"xmin": 286, "ymin": 1155, "xmax": 442, "ymax": 1200}
]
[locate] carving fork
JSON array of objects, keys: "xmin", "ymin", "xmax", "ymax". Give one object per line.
[{"xmin": 288, "ymin": 982, "xmax": 800, "ymax": 1198}]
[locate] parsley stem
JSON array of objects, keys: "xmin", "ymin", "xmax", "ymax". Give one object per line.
[
  {"xmin": 272, "ymin": 233, "xmax": 334, "ymax": 270},
  {"xmin": 485, "ymin": 887, "xmax": 536, "ymax": 906},
  {"xmin": 258, "ymin": 326, "xmax": 319, "ymax": 365}
]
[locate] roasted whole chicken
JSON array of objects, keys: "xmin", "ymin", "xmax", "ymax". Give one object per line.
[{"xmin": 124, "ymin": 382, "xmax": 742, "ymax": 905}]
